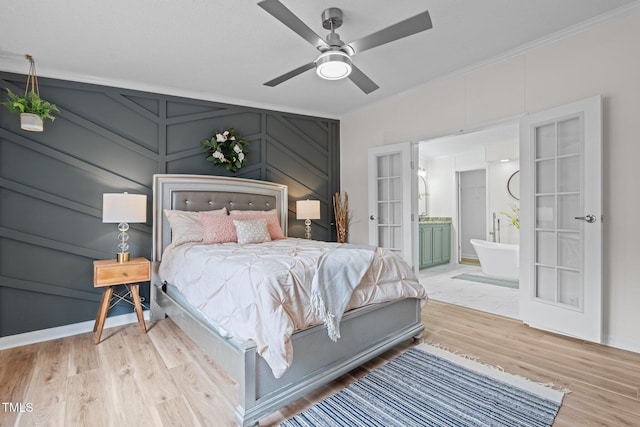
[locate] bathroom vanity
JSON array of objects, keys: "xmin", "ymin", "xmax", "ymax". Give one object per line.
[{"xmin": 419, "ymin": 218, "xmax": 452, "ymax": 269}]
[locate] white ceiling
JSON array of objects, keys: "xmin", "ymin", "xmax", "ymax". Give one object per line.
[{"xmin": 0, "ymin": 0, "xmax": 636, "ymax": 118}]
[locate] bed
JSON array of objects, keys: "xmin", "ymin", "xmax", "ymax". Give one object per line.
[{"xmin": 150, "ymin": 174, "xmax": 426, "ymax": 426}]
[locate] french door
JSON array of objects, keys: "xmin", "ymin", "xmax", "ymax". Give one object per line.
[
  {"xmin": 519, "ymin": 95, "xmax": 602, "ymax": 343},
  {"xmin": 367, "ymin": 142, "xmax": 413, "ymax": 265}
]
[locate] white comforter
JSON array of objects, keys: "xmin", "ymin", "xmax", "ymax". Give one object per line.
[{"xmin": 158, "ymin": 238, "xmax": 428, "ymax": 378}]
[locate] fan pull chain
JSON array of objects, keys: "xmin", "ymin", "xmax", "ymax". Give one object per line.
[{"xmin": 24, "ymin": 54, "xmax": 40, "ymax": 98}]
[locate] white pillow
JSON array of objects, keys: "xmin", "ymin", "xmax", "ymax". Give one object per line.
[
  {"xmin": 164, "ymin": 207, "xmax": 227, "ymax": 246},
  {"xmin": 233, "ymin": 218, "xmax": 271, "ymax": 244}
]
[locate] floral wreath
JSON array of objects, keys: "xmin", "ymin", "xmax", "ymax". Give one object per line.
[{"xmin": 201, "ymin": 128, "xmax": 248, "ymax": 172}]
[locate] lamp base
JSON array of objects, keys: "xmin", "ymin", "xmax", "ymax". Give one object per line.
[
  {"xmin": 304, "ymin": 219, "xmax": 312, "ymax": 240},
  {"xmin": 116, "ymin": 252, "xmax": 130, "ymax": 263}
]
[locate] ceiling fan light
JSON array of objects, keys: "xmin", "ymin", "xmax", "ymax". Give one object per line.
[{"xmin": 315, "ymin": 51, "xmax": 352, "ymax": 80}]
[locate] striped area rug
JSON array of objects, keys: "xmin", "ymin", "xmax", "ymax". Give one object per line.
[{"xmin": 280, "ymin": 344, "xmax": 565, "ymax": 427}]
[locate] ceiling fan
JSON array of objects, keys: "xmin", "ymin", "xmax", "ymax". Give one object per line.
[{"xmin": 257, "ymin": 0, "xmax": 433, "ymax": 94}]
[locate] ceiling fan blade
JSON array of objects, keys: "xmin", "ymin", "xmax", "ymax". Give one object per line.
[
  {"xmin": 346, "ymin": 11, "xmax": 432, "ymax": 55},
  {"xmin": 258, "ymin": 0, "xmax": 327, "ymax": 50},
  {"xmin": 348, "ymin": 64, "xmax": 379, "ymax": 94},
  {"xmin": 264, "ymin": 62, "xmax": 316, "ymax": 87}
]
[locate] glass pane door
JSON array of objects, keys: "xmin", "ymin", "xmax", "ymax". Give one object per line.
[
  {"xmin": 368, "ymin": 142, "xmax": 413, "ymax": 265},
  {"xmin": 520, "ymin": 95, "xmax": 601, "ymax": 343},
  {"xmin": 376, "ymin": 152, "xmax": 403, "ymax": 255},
  {"xmin": 534, "ymin": 115, "xmax": 583, "ymax": 310}
]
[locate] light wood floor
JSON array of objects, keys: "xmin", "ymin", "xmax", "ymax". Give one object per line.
[{"xmin": 1, "ymin": 301, "xmax": 639, "ymax": 426}]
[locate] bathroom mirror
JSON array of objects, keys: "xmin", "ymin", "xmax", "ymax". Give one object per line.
[{"xmin": 507, "ymin": 170, "xmax": 520, "ymax": 200}]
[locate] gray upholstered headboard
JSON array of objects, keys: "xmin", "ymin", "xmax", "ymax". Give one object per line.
[
  {"xmin": 152, "ymin": 174, "xmax": 288, "ymax": 261},
  {"xmin": 170, "ymin": 191, "xmax": 277, "ymax": 213}
]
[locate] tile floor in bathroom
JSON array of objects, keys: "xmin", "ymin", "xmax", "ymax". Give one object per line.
[{"xmin": 418, "ymin": 263, "xmax": 519, "ymax": 319}]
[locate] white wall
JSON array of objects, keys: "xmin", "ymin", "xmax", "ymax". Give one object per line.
[
  {"xmin": 424, "ymin": 156, "xmax": 456, "ymax": 217},
  {"xmin": 340, "ymin": 8, "xmax": 640, "ymax": 351}
]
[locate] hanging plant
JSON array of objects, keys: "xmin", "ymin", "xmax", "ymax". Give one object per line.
[
  {"xmin": 2, "ymin": 88, "xmax": 59, "ymax": 121},
  {"xmin": 0, "ymin": 55, "xmax": 59, "ymax": 132},
  {"xmin": 201, "ymin": 128, "xmax": 248, "ymax": 172}
]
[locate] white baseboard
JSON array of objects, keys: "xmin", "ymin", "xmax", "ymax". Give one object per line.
[
  {"xmin": 0, "ymin": 310, "xmax": 151, "ymax": 351},
  {"xmin": 603, "ymin": 334, "xmax": 640, "ymax": 355},
  {"xmin": 520, "ymin": 322, "xmax": 640, "ymax": 355}
]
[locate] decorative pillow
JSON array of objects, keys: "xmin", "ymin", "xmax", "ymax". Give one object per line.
[
  {"xmin": 200, "ymin": 213, "xmax": 237, "ymax": 244},
  {"xmin": 234, "ymin": 219, "xmax": 272, "ymax": 244},
  {"xmin": 164, "ymin": 207, "xmax": 227, "ymax": 246},
  {"xmin": 229, "ymin": 210, "xmax": 285, "ymax": 240}
]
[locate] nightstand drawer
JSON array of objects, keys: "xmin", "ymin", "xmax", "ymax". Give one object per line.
[{"xmin": 93, "ymin": 258, "xmax": 150, "ymax": 287}]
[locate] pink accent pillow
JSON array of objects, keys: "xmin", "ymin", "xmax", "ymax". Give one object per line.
[
  {"xmin": 230, "ymin": 211, "xmax": 285, "ymax": 240},
  {"xmin": 199, "ymin": 213, "xmax": 237, "ymax": 244}
]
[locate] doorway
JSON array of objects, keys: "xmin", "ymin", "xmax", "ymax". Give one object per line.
[
  {"xmin": 458, "ymin": 169, "xmax": 486, "ymax": 264},
  {"xmin": 417, "ymin": 122, "xmax": 520, "ymax": 319}
]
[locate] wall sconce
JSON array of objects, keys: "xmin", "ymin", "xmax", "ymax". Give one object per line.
[
  {"xmin": 102, "ymin": 193, "xmax": 147, "ymax": 262},
  {"xmin": 296, "ymin": 199, "xmax": 320, "ymax": 240}
]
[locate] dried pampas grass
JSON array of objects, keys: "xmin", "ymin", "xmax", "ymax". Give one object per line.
[{"xmin": 333, "ymin": 192, "xmax": 348, "ymax": 243}]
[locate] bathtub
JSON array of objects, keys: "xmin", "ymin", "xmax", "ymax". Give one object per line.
[{"xmin": 470, "ymin": 239, "xmax": 519, "ymax": 281}]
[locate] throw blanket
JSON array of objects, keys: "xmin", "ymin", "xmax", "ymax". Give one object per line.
[{"xmin": 311, "ymin": 244, "xmax": 376, "ymax": 342}]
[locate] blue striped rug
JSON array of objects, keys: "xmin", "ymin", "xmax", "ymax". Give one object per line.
[{"xmin": 280, "ymin": 344, "xmax": 565, "ymax": 427}]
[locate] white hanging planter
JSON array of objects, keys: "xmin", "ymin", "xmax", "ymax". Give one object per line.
[
  {"xmin": 20, "ymin": 113, "xmax": 44, "ymax": 132},
  {"xmin": 1, "ymin": 56, "xmax": 57, "ymax": 132}
]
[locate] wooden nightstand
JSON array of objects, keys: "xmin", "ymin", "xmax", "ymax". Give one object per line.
[{"xmin": 93, "ymin": 257, "xmax": 150, "ymax": 344}]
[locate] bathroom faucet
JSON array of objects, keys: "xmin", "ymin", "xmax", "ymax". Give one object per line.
[{"xmin": 489, "ymin": 212, "xmax": 501, "ymax": 242}]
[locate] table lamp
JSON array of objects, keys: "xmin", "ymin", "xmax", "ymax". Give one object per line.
[
  {"xmin": 102, "ymin": 193, "xmax": 147, "ymax": 262},
  {"xmin": 296, "ymin": 199, "xmax": 320, "ymax": 240}
]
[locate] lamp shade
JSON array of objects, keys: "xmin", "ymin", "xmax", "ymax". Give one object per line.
[
  {"xmin": 102, "ymin": 193, "xmax": 147, "ymax": 223},
  {"xmin": 296, "ymin": 200, "xmax": 320, "ymax": 220}
]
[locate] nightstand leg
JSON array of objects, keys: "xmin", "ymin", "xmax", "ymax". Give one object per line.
[
  {"xmin": 94, "ymin": 286, "xmax": 113, "ymax": 344},
  {"xmin": 128, "ymin": 284, "xmax": 147, "ymax": 333},
  {"xmin": 93, "ymin": 290, "xmax": 107, "ymax": 334}
]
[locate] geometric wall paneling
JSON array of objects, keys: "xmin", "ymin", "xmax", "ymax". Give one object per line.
[
  {"xmin": 45, "ymin": 88, "xmax": 162, "ymax": 153},
  {"xmin": 165, "ymin": 111, "xmax": 262, "ymax": 156},
  {"xmin": 263, "ymin": 112, "xmax": 339, "ymax": 242},
  {"xmin": 0, "ymin": 71, "xmax": 339, "ymax": 337},
  {"xmin": 266, "ymin": 140, "xmax": 329, "ymax": 197},
  {"xmin": 122, "ymin": 94, "xmax": 161, "ymax": 117},
  {"xmin": 166, "ymin": 99, "xmax": 227, "ymax": 118},
  {"xmin": 266, "ymin": 114, "xmax": 329, "ymax": 173},
  {"xmin": 0, "ymin": 287, "xmax": 101, "ymax": 336}
]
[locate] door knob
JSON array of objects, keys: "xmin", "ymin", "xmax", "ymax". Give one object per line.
[
  {"xmin": 369, "ymin": 215, "xmax": 376, "ymax": 220},
  {"xmin": 574, "ymin": 214, "xmax": 597, "ymax": 223}
]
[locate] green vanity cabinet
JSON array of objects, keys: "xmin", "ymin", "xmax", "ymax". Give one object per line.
[{"xmin": 419, "ymin": 221, "xmax": 451, "ymax": 269}]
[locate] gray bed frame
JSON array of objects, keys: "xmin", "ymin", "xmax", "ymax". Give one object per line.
[{"xmin": 150, "ymin": 174, "xmax": 424, "ymax": 426}]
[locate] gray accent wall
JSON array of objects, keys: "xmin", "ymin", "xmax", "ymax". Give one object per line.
[{"xmin": 0, "ymin": 72, "xmax": 340, "ymax": 337}]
